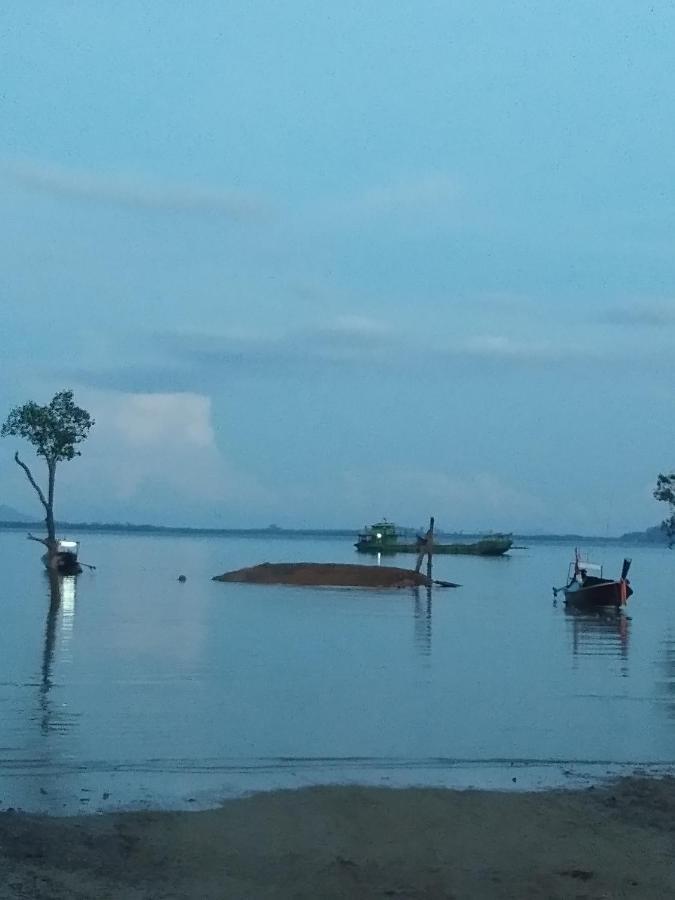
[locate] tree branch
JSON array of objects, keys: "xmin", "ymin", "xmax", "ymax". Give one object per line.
[
  {"xmin": 13, "ymin": 452, "xmax": 48, "ymax": 511},
  {"xmin": 27, "ymin": 533, "xmax": 50, "ymax": 547}
]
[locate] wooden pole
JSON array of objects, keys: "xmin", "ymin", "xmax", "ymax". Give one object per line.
[
  {"xmin": 426, "ymin": 516, "xmax": 434, "ymax": 582},
  {"xmin": 415, "ymin": 516, "xmax": 435, "ymax": 575}
]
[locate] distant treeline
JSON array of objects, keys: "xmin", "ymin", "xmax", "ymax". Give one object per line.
[
  {"xmin": 0, "ymin": 520, "xmax": 358, "ymax": 538},
  {"xmin": 0, "ymin": 519, "xmax": 668, "ymax": 543},
  {"xmin": 616, "ymin": 525, "xmax": 669, "ymax": 544}
]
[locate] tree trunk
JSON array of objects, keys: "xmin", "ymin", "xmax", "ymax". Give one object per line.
[
  {"xmin": 45, "ymin": 460, "xmax": 57, "ymax": 560},
  {"xmin": 13, "ymin": 452, "xmax": 58, "ymax": 564}
]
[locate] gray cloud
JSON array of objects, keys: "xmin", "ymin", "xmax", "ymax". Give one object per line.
[
  {"xmin": 65, "ymin": 364, "xmax": 199, "ymax": 394},
  {"xmin": 61, "ymin": 319, "xmax": 616, "ymax": 394},
  {"xmin": 147, "ymin": 320, "xmax": 401, "ymax": 378},
  {"xmin": 158, "ymin": 320, "xmax": 569, "ymax": 369},
  {"xmin": 602, "ymin": 302, "xmax": 675, "ymax": 327},
  {"xmin": 2, "ymin": 159, "xmax": 269, "ymax": 220}
]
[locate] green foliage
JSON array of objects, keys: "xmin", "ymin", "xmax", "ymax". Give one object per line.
[
  {"xmin": 1, "ymin": 390, "xmax": 94, "ymax": 463},
  {"xmin": 654, "ymin": 472, "xmax": 675, "ymax": 545}
]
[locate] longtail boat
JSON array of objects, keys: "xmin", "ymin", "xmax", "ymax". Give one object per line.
[
  {"xmin": 41, "ymin": 539, "xmax": 82, "ymax": 576},
  {"xmin": 553, "ymin": 549, "xmax": 633, "ymax": 609}
]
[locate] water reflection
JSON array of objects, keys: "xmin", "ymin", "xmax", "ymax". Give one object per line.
[
  {"xmin": 564, "ymin": 607, "xmax": 630, "ymax": 675},
  {"xmin": 39, "ymin": 573, "xmax": 77, "ymax": 735},
  {"xmin": 657, "ymin": 629, "xmax": 675, "ymax": 720},
  {"xmin": 413, "ymin": 585, "xmax": 433, "ymax": 657}
]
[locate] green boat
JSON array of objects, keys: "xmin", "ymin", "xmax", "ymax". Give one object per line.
[{"xmin": 355, "ymin": 521, "xmax": 513, "ymax": 556}]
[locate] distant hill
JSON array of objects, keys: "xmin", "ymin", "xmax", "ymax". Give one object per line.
[{"xmin": 0, "ymin": 504, "xmax": 32, "ymax": 522}]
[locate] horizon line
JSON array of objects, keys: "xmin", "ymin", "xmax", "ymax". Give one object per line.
[{"xmin": 0, "ymin": 519, "xmax": 664, "ymax": 542}]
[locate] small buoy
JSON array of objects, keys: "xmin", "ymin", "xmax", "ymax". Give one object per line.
[{"xmin": 178, "ymin": 575, "xmax": 187, "ymax": 583}]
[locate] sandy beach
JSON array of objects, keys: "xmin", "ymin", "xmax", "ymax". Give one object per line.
[{"xmin": 1, "ymin": 777, "xmax": 673, "ymax": 899}]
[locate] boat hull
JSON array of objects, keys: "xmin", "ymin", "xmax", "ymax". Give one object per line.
[
  {"xmin": 42, "ymin": 552, "xmax": 82, "ymax": 576},
  {"xmin": 564, "ymin": 578, "xmax": 632, "ymax": 609},
  {"xmin": 355, "ymin": 538, "xmax": 512, "ymax": 557}
]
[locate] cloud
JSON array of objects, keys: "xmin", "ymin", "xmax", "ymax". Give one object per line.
[
  {"xmin": 322, "ymin": 315, "xmax": 394, "ymax": 338},
  {"xmin": 109, "ymin": 393, "xmax": 214, "ymax": 453},
  {"xmin": 57, "ymin": 391, "xmax": 269, "ymax": 520},
  {"xmin": 310, "ymin": 172, "xmax": 465, "ymax": 230},
  {"xmin": 328, "ymin": 467, "xmax": 549, "ymax": 532},
  {"xmin": 350, "ymin": 173, "xmax": 459, "ymax": 219},
  {"xmin": 57, "ymin": 320, "xmax": 401, "ymax": 392},
  {"xmin": 602, "ymin": 302, "xmax": 675, "ymax": 327},
  {"xmin": 471, "ymin": 291, "xmax": 538, "ymax": 313},
  {"xmin": 147, "ymin": 317, "xmax": 401, "ymax": 372},
  {"xmin": 463, "ymin": 334, "xmax": 564, "ymax": 363},
  {"xmin": 164, "ymin": 320, "xmax": 607, "ymax": 369},
  {"xmin": 63, "ymin": 317, "xmax": 615, "ymax": 393},
  {"xmin": 0, "ymin": 392, "xmax": 544, "ymax": 529},
  {"xmin": 2, "ymin": 159, "xmax": 268, "ymax": 220}
]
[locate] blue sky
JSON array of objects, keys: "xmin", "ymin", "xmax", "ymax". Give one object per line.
[{"xmin": 1, "ymin": 1, "xmax": 674, "ymax": 532}]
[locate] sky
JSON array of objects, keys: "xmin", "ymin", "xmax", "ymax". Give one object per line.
[{"xmin": 1, "ymin": 1, "xmax": 674, "ymax": 533}]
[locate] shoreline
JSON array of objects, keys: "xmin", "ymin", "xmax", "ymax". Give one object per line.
[
  {"xmin": 3, "ymin": 760, "xmax": 674, "ymax": 817},
  {"xmin": 1, "ymin": 776, "xmax": 673, "ymax": 899}
]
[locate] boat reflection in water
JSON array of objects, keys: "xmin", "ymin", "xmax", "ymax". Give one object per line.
[
  {"xmin": 40, "ymin": 572, "xmax": 78, "ymax": 735},
  {"xmin": 564, "ymin": 606, "xmax": 630, "ymax": 676}
]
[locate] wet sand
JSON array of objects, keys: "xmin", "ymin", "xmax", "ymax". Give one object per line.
[{"xmin": 1, "ymin": 777, "xmax": 673, "ymax": 899}]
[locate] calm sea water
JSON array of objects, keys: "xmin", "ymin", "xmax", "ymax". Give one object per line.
[{"xmin": 1, "ymin": 529, "xmax": 674, "ymax": 813}]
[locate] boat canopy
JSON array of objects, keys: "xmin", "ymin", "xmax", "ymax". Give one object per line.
[
  {"xmin": 57, "ymin": 539, "xmax": 79, "ymax": 553},
  {"xmin": 569, "ymin": 559, "xmax": 603, "ymax": 579}
]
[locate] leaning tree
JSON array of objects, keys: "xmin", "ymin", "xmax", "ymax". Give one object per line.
[
  {"xmin": 1, "ymin": 390, "xmax": 94, "ymax": 559},
  {"xmin": 654, "ymin": 472, "xmax": 675, "ymax": 546}
]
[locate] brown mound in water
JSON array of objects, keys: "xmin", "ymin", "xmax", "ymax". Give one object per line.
[{"xmin": 213, "ymin": 561, "xmax": 432, "ymax": 588}]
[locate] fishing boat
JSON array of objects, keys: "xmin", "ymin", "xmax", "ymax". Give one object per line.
[
  {"xmin": 355, "ymin": 521, "xmax": 513, "ymax": 556},
  {"xmin": 553, "ymin": 549, "xmax": 632, "ymax": 609},
  {"xmin": 42, "ymin": 539, "xmax": 82, "ymax": 576}
]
